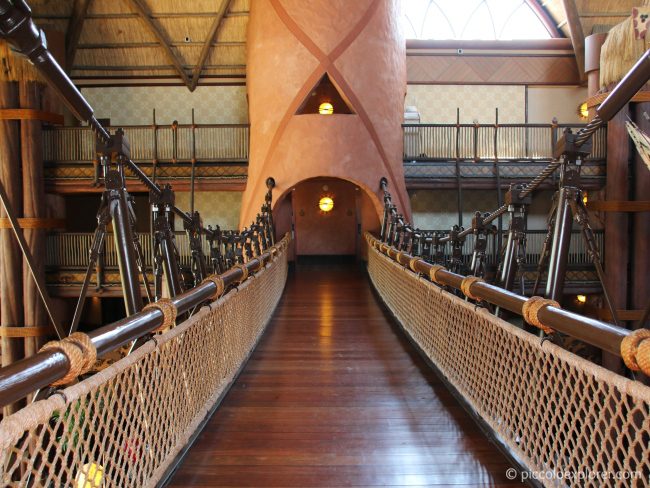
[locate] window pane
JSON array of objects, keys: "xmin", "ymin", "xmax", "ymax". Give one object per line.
[{"xmin": 402, "ymin": 0, "xmax": 552, "ymax": 40}]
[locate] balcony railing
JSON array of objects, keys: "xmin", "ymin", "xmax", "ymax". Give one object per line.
[
  {"xmin": 403, "ymin": 123, "xmax": 607, "ymax": 161},
  {"xmin": 43, "ymin": 124, "xmax": 250, "ymax": 163},
  {"xmin": 418, "ymin": 229, "xmax": 603, "ymax": 267},
  {"xmin": 45, "ymin": 231, "xmax": 234, "ymax": 270}
]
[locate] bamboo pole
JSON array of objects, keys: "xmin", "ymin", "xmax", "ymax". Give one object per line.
[
  {"xmin": 0, "ymin": 81, "xmax": 24, "ymax": 414},
  {"xmin": 20, "ymin": 80, "xmax": 47, "ymax": 358}
]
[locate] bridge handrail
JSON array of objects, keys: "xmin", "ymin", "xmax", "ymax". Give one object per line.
[
  {"xmin": 0, "ymin": 235, "xmax": 290, "ymax": 487},
  {"xmin": 367, "ymin": 238, "xmax": 650, "ymax": 484},
  {"xmin": 366, "ymin": 233, "xmax": 649, "ymax": 376},
  {"xmin": 0, "ymin": 235, "xmax": 290, "ymax": 408}
]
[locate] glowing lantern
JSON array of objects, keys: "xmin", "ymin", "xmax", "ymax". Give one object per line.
[
  {"xmin": 318, "ymin": 197, "xmax": 334, "ymax": 212},
  {"xmin": 318, "ymin": 102, "xmax": 334, "ymax": 115},
  {"xmin": 577, "ymin": 295, "xmax": 587, "ymax": 303}
]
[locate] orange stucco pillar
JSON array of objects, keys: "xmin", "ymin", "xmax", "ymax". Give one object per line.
[{"xmin": 239, "ymin": 0, "xmax": 411, "ymax": 228}]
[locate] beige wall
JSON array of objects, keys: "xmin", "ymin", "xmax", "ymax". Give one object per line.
[
  {"xmin": 410, "ymin": 189, "xmax": 554, "ymax": 231},
  {"xmin": 526, "ymin": 86, "xmax": 588, "ymax": 124},
  {"xmin": 405, "ymin": 85, "xmax": 588, "ymax": 125},
  {"xmin": 174, "ymin": 191, "xmax": 243, "ymax": 230},
  {"xmin": 81, "ymin": 85, "xmax": 248, "ymax": 126},
  {"xmin": 405, "ymin": 85, "xmax": 525, "ymax": 124}
]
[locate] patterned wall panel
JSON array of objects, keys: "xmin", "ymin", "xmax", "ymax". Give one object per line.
[
  {"xmin": 410, "ymin": 189, "xmax": 553, "ymax": 230},
  {"xmin": 405, "ymin": 84, "xmax": 525, "ymax": 123},
  {"xmin": 81, "ymin": 86, "xmax": 249, "ymax": 126},
  {"xmin": 407, "ymin": 55, "xmax": 580, "ymax": 86},
  {"xmin": 175, "ymin": 191, "xmax": 243, "ymax": 230}
]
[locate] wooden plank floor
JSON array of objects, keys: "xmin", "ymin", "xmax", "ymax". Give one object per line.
[{"xmin": 168, "ymin": 263, "xmax": 521, "ymax": 487}]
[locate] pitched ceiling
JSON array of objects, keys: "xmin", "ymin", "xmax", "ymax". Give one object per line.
[
  {"xmin": 30, "ymin": 0, "xmax": 249, "ymax": 89},
  {"xmin": 24, "ymin": 0, "xmax": 643, "ymax": 88}
]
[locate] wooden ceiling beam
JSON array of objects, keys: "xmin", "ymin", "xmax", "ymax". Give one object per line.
[
  {"xmin": 561, "ymin": 0, "xmax": 586, "ymax": 83},
  {"xmin": 126, "ymin": 0, "xmax": 192, "ymax": 89},
  {"xmin": 190, "ymin": 0, "xmax": 234, "ymax": 92},
  {"xmin": 65, "ymin": 0, "xmax": 92, "ymax": 72}
]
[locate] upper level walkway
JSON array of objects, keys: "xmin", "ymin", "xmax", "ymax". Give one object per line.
[{"xmin": 167, "ymin": 262, "xmax": 515, "ymax": 487}]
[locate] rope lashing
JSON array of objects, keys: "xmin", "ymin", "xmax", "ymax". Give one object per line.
[
  {"xmin": 270, "ymin": 246, "xmax": 278, "ymax": 259},
  {"xmin": 460, "ymin": 276, "xmax": 485, "ymax": 301},
  {"xmin": 409, "ymin": 257, "xmax": 421, "ymax": 272},
  {"xmin": 143, "ymin": 298, "xmax": 178, "ymax": 332},
  {"xmin": 621, "ymin": 328, "xmax": 650, "ymax": 375},
  {"xmin": 396, "ymin": 252, "xmax": 407, "ymax": 265},
  {"xmin": 233, "ymin": 263, "xmax": 249, "ymax": 283},
  {"xmin": 201, "ymin": 274, "xmax": 225, "ymax": 301},
  {"xmin": 39, "ymin": 332, "xmax": 97, "ymax": 386},
  {"xmin": 380, "ymin": 243, "xmax": 390, "ymax": 254},
  {"xmin": 522, "ymin": 296, "xmax": 560, "ymax": 335},
  {"xmin": 428, "ymin": 264, "xmax": 446, "ymax": 284}
]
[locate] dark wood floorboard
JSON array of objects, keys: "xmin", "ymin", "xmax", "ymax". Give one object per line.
[{"xmin": 167, "ymin": 263, "xmax": 522, "ymax": 487}]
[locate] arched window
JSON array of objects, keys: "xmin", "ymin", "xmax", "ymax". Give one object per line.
[{"xmin": 403, "ymin": 0, "xmax": 555, "ymax": 40}]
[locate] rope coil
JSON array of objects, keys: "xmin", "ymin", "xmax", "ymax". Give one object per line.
[
  {"xmin": 428, "ymin": 265, "xmax": 446, "ymax": 284},
  {"xmin": 522, "ymin": 296, "xmax": 559, "ymax": 335},
  {"xmin": 39, "ymin": 332, "xmax": 97, "ymax": 386},
  {"xmin": 460, "ymin": 276, "xmax": 485, "ymax": 301},
  {"xmin": 233, "ymin": 263, "xmax": 249, "ymax": 283},
  {"xmin": 201, "ymin": 274, "xmax": 225, "ymax": 301},
  {"xmin": 621, "ymin": 328, "xmax": 650, "ymax": 375},
  {"xmin": 143, "ymin": 298, "xmax": 178, "ymax": 332}
]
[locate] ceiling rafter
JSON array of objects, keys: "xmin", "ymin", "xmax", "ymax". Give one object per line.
[
  {"xmin": 125, "ymin": 0, "xmax": 192, "ymax": 89},
  {"xmin": 561, "ymin": 0, "xmax": 586, "ymax": 83},
  {"xmin": 65, "ymin": 0, "xmax": 92, "ymax": 72},
  {"xmin": 190, "ymin": 0, "xmax": 235, "ymax": 91}
]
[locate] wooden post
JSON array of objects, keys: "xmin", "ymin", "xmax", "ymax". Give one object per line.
[
  {"xmin": 632, "ymin": 102, "xmax": 650, "ymax": 330},
  {"xmin": 603, "ymin": 108, "xmax": 630, "ymax": 372},
  {"xmin": 20, "ymin": 81, "xmax": 47, "ymax": 358},
  {"xmin": 0, "ymin": 81, "xmax": 24, "ymax": 413}
]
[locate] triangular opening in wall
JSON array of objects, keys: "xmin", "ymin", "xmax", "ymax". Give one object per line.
[{"xmin": 295, "ymin": 73, "xmax": 355, "ymax": 115}]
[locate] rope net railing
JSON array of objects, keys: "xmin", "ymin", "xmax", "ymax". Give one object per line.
[
  {"xmin": 0, "ymin": 238, "xmax": 289, "ymax": 488},
  {"xmin": 367, "ymin": 237, "xmax": 650, "ymax": 486}
]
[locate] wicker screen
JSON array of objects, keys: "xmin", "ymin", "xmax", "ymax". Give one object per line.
[
  {"xmin": 0, "ymin": 247, "xmax": 288, "ymax": 488},
  {"xmin": 368, "ymin": 240, "xmax": 650, "ymax": 487}
]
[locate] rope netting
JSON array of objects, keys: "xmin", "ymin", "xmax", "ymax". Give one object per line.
[
  {"xmin": 0, "ymin": 242, "xmax": 288, "ymax": 488},
  {"xmin": 367, "ymin": 239, "xmax": 650, "ymax": 487}
]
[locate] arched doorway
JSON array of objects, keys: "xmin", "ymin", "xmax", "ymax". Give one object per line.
[{"xmin": 273, "ymin": 177, "xmax": 380, "ymax": 261}]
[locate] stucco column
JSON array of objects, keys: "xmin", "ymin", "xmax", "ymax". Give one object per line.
[{"xmin": 240, "ymin": 0, "xmax": 410, "ymax": 228}]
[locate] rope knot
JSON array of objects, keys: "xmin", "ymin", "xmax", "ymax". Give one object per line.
[
  {"xmin": 522, "ymin": 296, "xmax": 559, "ymax": 335},
  {"xmin": 460, "ymin": 276, "xmax": 485, "ymax": 301},
  {"xmin": 408, "ymin": 257, "xmax": 421, "ymax": 272},
  {"xmin": 233, "ymin": 263, "xmax": 249, "ymax": 283},
  {"xmin": 39, "ymin": 332, "xmax": 97, "ymax": 386},
  {"xmin": 621, "ymin": 328, "xmax": 650, "ymax": 375},
  {"xmin": 428, "ymin": 265, "xmax": 446, "ymax": 284},
  {"xmin": 201, "ymin": 274, "xmax": 225, "ymax": 301},
  {"xmin": 143, "ymin": 298, "xmax": 178, "ymax": 332}
]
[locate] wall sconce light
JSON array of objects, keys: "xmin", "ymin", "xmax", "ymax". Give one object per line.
[
  {"xmin": 318, "ymin": 102, "xmax": 334, "ymax": 115},
  {"xmin": 318, "ymin": 196, "xmax": 334, "ymax": 212},
  {"xmin": 576, "ymin": 295, "xmax": 587, "ymax": 303},
  {"xmin": 582, "ymin": 192, "xmax": 588, "ymax": 205},
  {"xmin": 577, "ymin": 102, "xmax": 589, "ymax": 120}
]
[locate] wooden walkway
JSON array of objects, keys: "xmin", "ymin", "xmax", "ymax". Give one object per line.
[{"xmin": 168, "ymin": 263, "xmax": 519, "ymax": 487}]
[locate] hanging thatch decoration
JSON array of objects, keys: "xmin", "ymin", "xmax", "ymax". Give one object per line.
[
  {"xmin": 626, "ymin": 120, "xmax": 650, "ymax": 172},
  {"xmin": 599, "ymin": 4, "xmax": 650, "ymax": 90},
  {"xmin": 0, "ymin": 40, "xmax": 42, "ymax": 83}
]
